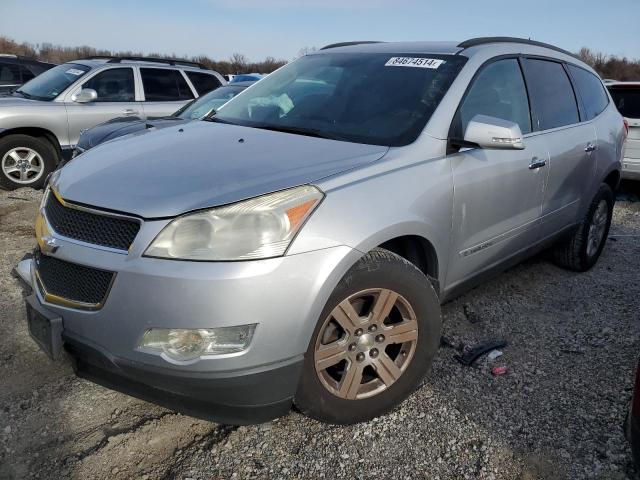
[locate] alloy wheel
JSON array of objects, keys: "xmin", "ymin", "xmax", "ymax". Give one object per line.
[
  {"xmin": 1, "ymin": 147, "xmax": 44, "ymax": 185},
  {"xmin": 314, "ymin": 288, "xmax": 419, "ymax": 400}
]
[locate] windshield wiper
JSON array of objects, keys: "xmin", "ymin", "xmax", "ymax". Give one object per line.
[
  {"xmin": 203, "ymin": 115, "xmax": 238, "ymax": 126},
  {"xmin": 14, "ymin": 90, "xmax": 32, "ymax": 99},
  {"xmin": 249, "ymin": 123, "xmax": 343, "ymax": 140}
]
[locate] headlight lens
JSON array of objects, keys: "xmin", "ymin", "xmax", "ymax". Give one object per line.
[
  {"xmin": 144, "ymin": 185, "xmax": 323, "ymax": 261},
  {"xmin": 138, "ymin": 325, "xmax": 256, "ymax": 362}
]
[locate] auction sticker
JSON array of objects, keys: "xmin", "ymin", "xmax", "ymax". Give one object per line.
[
  {"xmin": 65, "ymin": 68, "xmax": 85, "ymax": 76},
  {"xmin": 385, "ymin": 57, "xmax": 444, "ymax": 69}
]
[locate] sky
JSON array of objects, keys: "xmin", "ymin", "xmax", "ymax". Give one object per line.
[{"xmin": 1, "ymin": 0, "xmax": 639, "ymax": 62}]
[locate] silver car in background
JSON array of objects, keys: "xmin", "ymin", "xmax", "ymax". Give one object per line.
[
  {"xmin": 606, "ymin": 81, "xmax": 640, "ymax": 180},
  {"xmin": 0, "ymin": 56, "xmax": 225, "ymax": 189},
  {"xmin": 24, "ymin": 37, "xmax": 624, "ymax": 425}
]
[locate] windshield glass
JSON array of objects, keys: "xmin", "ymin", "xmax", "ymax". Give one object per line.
[
  {"xmin": 215, "ymin": 53, "xmax": 466, "ymax": 146},
  {"xmin": 17, "ymin": 63, "xmax": 90, "ymax": 101},
  {"xmin": 175, "ymin": 85, "xmax": 246, "ymax": 119},
  {"xmin": 609, "ymin": 87, "xmax": 640, "ymax": 119}
]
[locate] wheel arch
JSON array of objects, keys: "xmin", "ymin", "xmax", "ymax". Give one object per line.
[
  {"xmin": 603, "ymin": 168, "xmax": 621, "ymax": 192},
  {"xmin": 0, "ymin": 127, "xmax": 63, "ymax": 163}
]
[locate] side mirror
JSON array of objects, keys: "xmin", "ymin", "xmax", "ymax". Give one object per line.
[
  {"xmin": 463, "ymin": 114, "xmax": 525, "ymax": 150},
  {"xmin": 72, "ymin": 88, "xmax": 98, "ymax": 103}
]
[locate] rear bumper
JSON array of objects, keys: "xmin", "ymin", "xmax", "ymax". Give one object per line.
[
  {"xmin": 622, "ymin": 157, "xmax": 640, "ymax": 180},
  {"xmin": 63, "ymin": 330, "xmax": 303, "ymax": 424}
]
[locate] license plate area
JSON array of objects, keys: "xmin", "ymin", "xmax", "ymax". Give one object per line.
[{"xmin": 26, "ymin": 295, "xmax": 63, "ymax": 360}]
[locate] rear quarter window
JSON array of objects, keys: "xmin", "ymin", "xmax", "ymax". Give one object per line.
[
  {"xmin": 567, "ymin": 65, "xmax": 609, "ymax": 120},
  {"xmin": 185, "ymin": 71, "xmax": 221, "ymax": 95},
  {"xmin": 522, "ymin": 59, "xmax": 580, "ymax": 131}
]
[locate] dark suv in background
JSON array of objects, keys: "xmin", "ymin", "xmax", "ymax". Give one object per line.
[{"xmin": 0, "ymin": 54, "xmax": 55, "ymax": 94}]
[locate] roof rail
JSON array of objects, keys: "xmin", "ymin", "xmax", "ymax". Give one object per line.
[
  {"xmin": 80, "ymin": 56, "xmax": 210, "ymax": 70},
  {"xmin": 320, "ymin": 41, "xmax": 383, "ymax": 51},
  {"xmin": 457, "ymin": 37, "xmax": 578, "ymax": 59}
]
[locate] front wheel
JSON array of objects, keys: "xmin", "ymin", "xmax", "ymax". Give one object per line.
[
  {"xmin": 552, "ymin": 183, "xmax": 614, "ymax": 272},
  {"xmin": 295, "ymin": 248, "xmax": 441, "ymax": 424},
  {"xmin": 0, "ymin": 134, "xmax": 57, "ymax": 190}
]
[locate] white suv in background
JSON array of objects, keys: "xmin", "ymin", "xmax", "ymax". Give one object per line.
[
  {"xmin": 0, "ymin": 56, "xmax": 225, "ymax": 189},
  {"xmin": 607, "ymin": 81, "xmax": 640, "ymax": 180}
]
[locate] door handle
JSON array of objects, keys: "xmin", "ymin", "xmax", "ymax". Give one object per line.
[
  {"xmin": 529, "ymin": 157, "xmax": 547, "ymax": 170},
  {"xmin": 122, "ymin": 109, "xmax": 139, "ymax": 116},
  {"xmin": 584, "ymin": 143, "xmax": 597, "ymax": 153}
]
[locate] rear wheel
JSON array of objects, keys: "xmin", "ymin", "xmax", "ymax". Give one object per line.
[
  {"xmin": 295, "ymin": 248, "xmax": 441, "ymax": 424},
  {"xmin": 553, "ymin": 183, "xmax": 614, "ymax": 271},
  {"xmin": 0, "ymin": 134, "xmax": 57, "ymax": 190}
]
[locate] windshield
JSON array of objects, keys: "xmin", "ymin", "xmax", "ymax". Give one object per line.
[
  {"xmin": 609, "ymin": 87, "xmax": 640, "ymax": 119},
  {"xmin": 215, "ymin": 53, "xmax": 466, "ymax": 146},
  {"xmin": 175, "ymin": 85, "xmax": 246, "ymax": 119},
  {"xmin": 16, "ymin": 63, "xmax": 90, "ymax": 101}
]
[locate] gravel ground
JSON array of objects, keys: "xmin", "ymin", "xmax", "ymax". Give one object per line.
[{"xmin": 0, "ymin": 185, "xmax": 639, "ymax": 480}]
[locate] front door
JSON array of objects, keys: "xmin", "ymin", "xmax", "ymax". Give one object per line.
[
  {"xmin": 445, "ymin": 58, "xmax": 547, "ymax": 289},
  {"xmin": 65, "ymin": 67, "xmax": 142, "ymax": 146}
]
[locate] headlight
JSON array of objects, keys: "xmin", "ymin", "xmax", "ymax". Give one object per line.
[
  {"xmin": 138, "ymin": 325, "xmax": 256, "ymax": 362},
  {"xmin": 144, "ymin": 185, "xmax": 323, "ymax": 261}
]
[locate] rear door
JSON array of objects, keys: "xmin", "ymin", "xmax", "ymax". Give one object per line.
[
  {"xmin": 608, "ymin": 84, "xmax": 640, "ymax": 177},
  {"xmin": 64, "ymin": 66, "xmax": 142, "ymax": 146},
  {"xmin": 446, "ymin": 58, "xmax": 548, "ymax": 288},
  {"xmin": 521, "ymin": 58, "xmax": 596, "ymax": 235},
  {"xmin": 139, "ymin": 68, "xmax": 195, "ymax": 118}
]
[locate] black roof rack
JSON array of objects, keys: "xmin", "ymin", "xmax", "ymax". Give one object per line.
[
  {"xmin": 80, "ymin": 56, "xmax": 210, "ymax": 70},
  {"xmin": 320, "ymin": 41, "xmax": 384, "ymax": 51},
  {"xmin": 457, "ymin": 37, "xmax": 578, "ymax": 59}
]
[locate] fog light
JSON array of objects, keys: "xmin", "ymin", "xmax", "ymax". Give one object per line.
[{"xmin": 138, "ymin": 325, "xmax": 256, "ymax": 362}]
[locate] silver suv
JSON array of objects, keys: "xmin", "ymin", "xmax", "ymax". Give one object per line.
[
  {"xmin": 0, "ymin": 56, "xmax": 225, "ymax": 189},
  {"xmin": 23, "ymin": 38, "xmax": 624, "ymax": 425}
]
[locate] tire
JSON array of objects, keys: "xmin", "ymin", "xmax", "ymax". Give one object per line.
[
  {"xmin": 552, "ymin": 183, "xmax": 614, "ymax": 272},
  {"xmin": 295, "ymin": 248, "xmax": 441, "ymax": 424},
  {"xmin": 0, "ymin": 134, "xmax": 57, "ymax": 190}
]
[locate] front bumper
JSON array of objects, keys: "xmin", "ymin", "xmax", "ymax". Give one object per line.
[{"xmin": 27, "ymin": 226, "xmax": 359, "ymax": 421}]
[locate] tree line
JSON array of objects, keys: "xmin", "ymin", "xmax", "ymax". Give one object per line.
[
  {"xmin": 0, "ymin": 36, "xmax": 288, "ymax": 75},
  {"xmin": 2, "ymin": 36, "xmax": 639, "ymax": 80}
]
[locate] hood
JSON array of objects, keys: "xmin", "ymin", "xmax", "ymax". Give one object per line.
[
  {"xmin": 0, "ymin": 96, "xmax": 49, "ymax": 107},
  {"xmin": 55, "ymin": 121, "xmax": 388, "ymax": 218},
  {"xmin": 78, "ymin": 117, "xmax": 188, "ymax": 150}
]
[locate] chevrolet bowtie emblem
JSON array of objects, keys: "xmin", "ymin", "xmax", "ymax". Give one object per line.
[{"xmin": 40, "ymin": 236, "xmax": 59, "ymax": 254}]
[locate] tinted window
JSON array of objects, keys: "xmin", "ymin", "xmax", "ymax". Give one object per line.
[
  {"xmin": 0, "ymin": 62, "xmax": 21, "ymax": 85},
  {"xmin": 141, "ymin": 68, "xmax": 194, "ymax": 101},
  {"xmin": 83, "ymin": 68, "xmax": 135, "ymax": 102},
  {"xmin": 20, "ymin": 66, "xmax": 36, "ymax": 83},
  {"xmin": 17, "ymin": 62, "xmax": 90, "ymax": 101},
  {"xmin": 185, "ymin": 71, "xmax": 221, "ymax": 95},
  {"xmin": 216, "ymin": 53, "xmax": 467, "ymax": 146},
  {"xmin": 454, "ymin": 58, "xmax": 531, "ymax": 137},
  {"xmin": 522, "ymin": 59, "xmax": 579, "ymax": 130},
  {"xmin": 567, "ymin": 65, "xmax": 608, "ymax": 120},
  {"xmin": 608, "ymin": 86, "xmax": 640, "ymax": 119}
]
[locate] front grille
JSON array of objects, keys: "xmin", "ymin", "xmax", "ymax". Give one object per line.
[
  {"xmin": 44, "ymin": 192, "xmax": 140, "ymax": 251},
  {"xmin": 36, "ymin": 252, "xmax": 115, "ymax": 308}
]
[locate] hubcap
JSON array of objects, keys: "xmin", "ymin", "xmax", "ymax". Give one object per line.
[
  {"xmin": 314, "ymin": 288, "xmax": 419, "ymax": 400},
  {"xmin": 586, "ymin": 200, "xmax": 608, "ymax": 257},
  {"xmin": 1, "ymin": 147, "xmax": 44, "ymax": 184}
]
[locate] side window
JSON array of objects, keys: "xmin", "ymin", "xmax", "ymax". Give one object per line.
[
  {"xmin": 567, "ymin": 65, "xmax": 609, "ymax": 121},
  {"xmin": 20, "ymin": 66, "xmax": 36, "ymax": 83},
  {"xmin": 83, "ymin": 68, "xmax": 135, "ymax": 102},
  {"xmin": 522, "ymin": 59, "xmax": 579, "ymax": 130},
  {"xmin": 141, "ymin": 68, "xmax": 194, "ymax": 101},
  {"xmin": 186, "ymin": 71, "xmax": 221, "ymax": 95},
  {"xmin": 454, "ymin": 58, "xmax": 531, "ymax": 138},
  {"xmin": 0, "ymin": 63, "xmax": 21, "ymax": 86}
]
